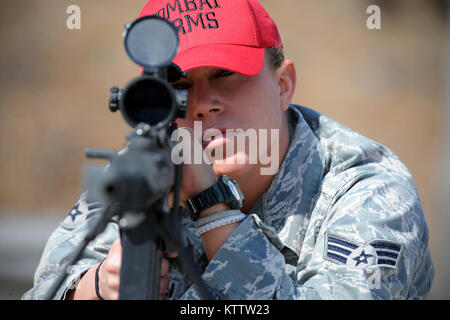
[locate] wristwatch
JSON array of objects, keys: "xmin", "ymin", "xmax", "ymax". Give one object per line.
[{"xmin": 185, "ymin": 175, "xmax": 245, "ymax": 221}]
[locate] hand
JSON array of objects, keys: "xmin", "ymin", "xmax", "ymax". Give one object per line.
[
  {"xmin": 170, "ymin": 127, "xmax": 218, "ymax": 207},
  {"xmin": 97, "ymin": 239, "xmax": 178, "ymax": 300},
  {"xmin": 96, "ymin": 238, "xmax": 121, "ymax": 300},
  {"xmin": 160, "ymin": 251, "xmax": 178, "ymax": 300}
]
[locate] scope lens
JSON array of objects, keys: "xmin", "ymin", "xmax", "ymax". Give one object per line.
[
  {"xmin": 124, "ymin": 16, "xmax": 179, "ymax": 70},
  {"xmin": 121, "ymin": 77, "xmax": 174, "ymax": 127}
]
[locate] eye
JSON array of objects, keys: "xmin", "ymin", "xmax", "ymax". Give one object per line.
[
  {"xmin": 214, "ymin": 69, "xmax": 234, "ymax": 79},
  {"xmin": 171, "ymin": 82, "xmax": 191, "ymax": 90}
]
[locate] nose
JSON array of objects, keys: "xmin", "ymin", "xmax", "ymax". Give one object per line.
[{"xmin": 189, "ymin": 82, "xmax": 224, "ymax": 121}]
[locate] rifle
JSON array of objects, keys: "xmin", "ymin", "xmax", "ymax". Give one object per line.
[{"xmin": 45, "ymin": 16, "xmax": 211, "ymax": 300}]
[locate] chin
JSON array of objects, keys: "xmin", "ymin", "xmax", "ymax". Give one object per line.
[{"xmin": 212, "ymin": 155, "xmax": 257, "ymax": 183}]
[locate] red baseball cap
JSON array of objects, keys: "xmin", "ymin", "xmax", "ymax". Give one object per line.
[{"xmin": 138, "ymin": 0, "xmax": 283, "ymax": 76}]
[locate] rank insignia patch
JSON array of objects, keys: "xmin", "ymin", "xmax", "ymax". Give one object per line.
[
  {"xmin": 62, "ymin": 199, "xmax": 103, "ymax": 229},
  {"xmin": 324, "ymin": 233, "xmax": 403, "ymax": 269}
]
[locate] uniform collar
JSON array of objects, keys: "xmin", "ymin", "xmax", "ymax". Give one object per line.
[{"xmin": 251, "ymin": 105, "xmax": 325, "ymax": 256}]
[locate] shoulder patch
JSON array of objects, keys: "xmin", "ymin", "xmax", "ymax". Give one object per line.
[
  {"xmin": 61, "ymin": 199, "xmax": 103, "ymax": 229},
  {"xmin": 324, "ymin": 232, "xmax": 403, "ymax": 269}
]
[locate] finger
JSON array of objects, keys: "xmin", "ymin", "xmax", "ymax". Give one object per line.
[
  {"xmin": 164, "ymin": 251, "xmax": 179, "ymax": 259},
  {"xmin": 111, "ymin": 238, "xmax": 121, "ymax": 251},
  {"xmin": 106, "ymin": 275, "xmax": 120, "ymax": 291},
  {"xmin": 160, "ymin": 275, "xmax": 169, "ymax": 300},
  {"xmin": 104, "ymin": 239, "xmax": 122, "ymax": 274},
  {"xmin": 168, "ymin": 190, "xmax": 174, "ymax": 208},
  {"xmin": 161, "ymin": 258, "xmax": 170, "ymax": 276},
  {"xmin": 98, "ymin": 263, "xmax": 119, "ymax": 300}
]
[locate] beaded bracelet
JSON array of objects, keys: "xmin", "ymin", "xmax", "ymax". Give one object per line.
[
  {"xmin": 194, "ymin": 209, "xmax": 242, "ymax": 228},
  {"xmin": 196, "ymin": 213, "xmax": 247, "ymax": 236}
]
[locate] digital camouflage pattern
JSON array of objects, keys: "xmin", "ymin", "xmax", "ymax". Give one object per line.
[{"xmin": 23, "ymin": 105, "xmax": 434, "ymax": 300}]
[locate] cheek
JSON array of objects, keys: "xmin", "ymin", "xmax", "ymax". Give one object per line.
[
  {"xmin": 239, "ymin": 97, "xmax": 282, "ymax": 132},
  {"xmin": 234, "ymin": 79, "xmax": 281, "ymax": 129}
]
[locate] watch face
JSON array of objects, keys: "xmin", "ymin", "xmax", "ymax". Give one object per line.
[{"xmin": 227, "ymin": 179, "xmax": 241, "ymax": 200}]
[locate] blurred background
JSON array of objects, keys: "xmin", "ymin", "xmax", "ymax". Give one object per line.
[{"xmin": 0, "ymin": 0, "xmax": 448, "ymax": 299}]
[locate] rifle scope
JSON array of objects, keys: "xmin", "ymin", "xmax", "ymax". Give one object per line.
[{"xmin": 109, "ymin": 16, "xmax": 187, "ymax": 129}]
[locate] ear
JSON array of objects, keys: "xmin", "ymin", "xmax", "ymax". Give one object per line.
[{"xmin": 277, "ymin": 59, "xmax": 296, "ymax": 112}]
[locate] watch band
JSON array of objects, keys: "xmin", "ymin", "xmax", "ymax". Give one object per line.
[{"xmin": 185, "ymin": 175, "xmax": 244, "ymax": 221}]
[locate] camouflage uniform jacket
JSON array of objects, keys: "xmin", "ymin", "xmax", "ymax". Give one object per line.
[{"xmin": 23, "ymin": 104, "xmax": 434, "ymax": 300}]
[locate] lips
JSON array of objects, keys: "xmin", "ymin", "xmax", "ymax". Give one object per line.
[{"xmin": 202, "ymin": 128, "xmax": 229, "ymax": 149}]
